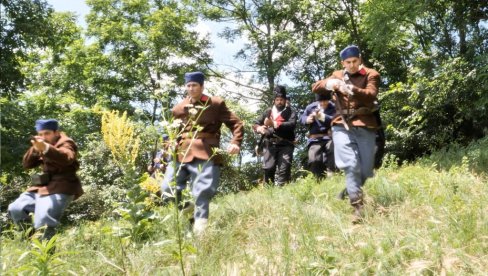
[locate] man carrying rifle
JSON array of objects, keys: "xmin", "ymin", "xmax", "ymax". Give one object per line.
[
  {"xmin": 312, "ymin": 45, "xmax": 381, "ymax": 223},
  {"xmin": 300, "ymin": 92, "xmax": 336, "ymax": 179},
  {"xmin": 253, "ymin": 85, "xmax": 297, "ymax": 186}
]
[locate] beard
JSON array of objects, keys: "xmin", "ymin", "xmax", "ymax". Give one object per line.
[{"xmin": 275, "ymin": 103, "xmax": 285, "ymax": 111}]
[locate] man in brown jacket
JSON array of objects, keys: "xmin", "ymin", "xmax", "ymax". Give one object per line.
[
  {"xmin": 312, "ymin": 45, "xmax": 380, "ymax": 223},
  {"xmin": 8, "ymin": 119, "xmax": 83, "ymax": 239},
  {"xmin": 161, "ymin": 71, "xmax": 243, "ymax": 234}
]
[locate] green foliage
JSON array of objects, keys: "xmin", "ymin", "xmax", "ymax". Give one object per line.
[
  {"xmin": 196, "ymin": 0, "xmax": 487, "ymax": 163},
  {"xmin": 2, "ymin": 137, "xmax": 488, "ymax": 273},
  {"xmin": 0, "ymin": 94, "xmax": 58, "ymax": 180},
  {"xmin": 1, "ymin": 0, "xmax": 213, "ymax": 185},
  {"xmin": 84, "ymin": 0, "xmax": 212, "ymax": 111},
  {"xmin": 2, "ymin": 1, "xmax": 488, "ymax": 273},
  {"xmin": 63, "ymin": 187, "xmax": 109, "ymax": 223},
  {"xmin": 421, "ymin": 136, "xmax": 488, "ymax": 176},
  {"xmin": 100, "ymin": 110, "xmax": 157, "ymax": 243},
  {"xmin": 219, "ymin": 161, "xmax": 261, "ymax": 194},
  {"xmin": 0, "ymin": 4, "xmax": 86, "ymax": 181},
  {"xmin": 112, "ymin": 181, "xmax": 158, "ymax": 243},
  {"xmin": 0, "ymin": 176, "xmax": 29, "ymax": 219},
  {"xmin": 198, "ymin": 0, "xmax": 303, "ymax": 100},
  {"xmin": 77, "ymin": 135, "xmax": 124, "ymax": 189},
  {"xmin": 381, "ymin": 57, "xmax": 488, "ymax": 160},
  {"xmin": 0, "ymin": 0, "xmax": 54, "ymax": 96},
  {"xmin": 7, "ymin": 236, "xmax": 71, "ymax": 275}
]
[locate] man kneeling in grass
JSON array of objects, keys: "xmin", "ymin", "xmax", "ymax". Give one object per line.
[{"xmin": 8, "ymin": 119, "xmax": 83, "ymax": 240}]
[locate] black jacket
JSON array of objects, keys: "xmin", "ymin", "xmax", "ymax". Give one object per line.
[{"xmin": 253, "ymin": 106, "xmax": 297, "ymax": 143}]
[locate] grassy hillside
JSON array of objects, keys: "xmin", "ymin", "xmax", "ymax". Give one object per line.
[{"xmin": 2, "ymin": 138, "xmax": 488, "ymax": 275}]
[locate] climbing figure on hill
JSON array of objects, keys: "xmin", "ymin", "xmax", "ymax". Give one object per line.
[{"xmin": 312, "ymin": 45, "xmax": 381, "ymax": 223}]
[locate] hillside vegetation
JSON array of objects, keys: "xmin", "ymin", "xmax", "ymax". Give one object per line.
[{"xmin": 1, "ymin": 137, "xmax": 487, "ymax": 275}]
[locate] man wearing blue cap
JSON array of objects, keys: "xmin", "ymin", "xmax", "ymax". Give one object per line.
[
  {"xmin": 300, "ymin": 92, "xmax": 336, "ymax": 179},
  {"xmin": 161, "ymin": 71, "xmax": 243, "ymax": 235},
  {"xmin": 8, "ymin": 119, "xmax": 83, "ymax": 239},
  {"xmin": 312, "ymin": 45, "xmax": 381, "ymax": 223}
]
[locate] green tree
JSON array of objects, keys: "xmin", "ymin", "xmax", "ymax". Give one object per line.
[
  {"xmin": 84, "ymin": 0, "xmax": 212, "ymax": 115},
  {"xmin": 199, "ymin": 0, "xmax": 303, "ymax": 103},
  {"xmin": 0, "ymin": 0, "xmax": 55, "ymax": 97},
  {"xmin": 362, "ymin": 0, "xmax": 488, "ymax": 160},
  {"xmin": 0, "ymin": 3, "xmax": 83, "ymax": 180}
]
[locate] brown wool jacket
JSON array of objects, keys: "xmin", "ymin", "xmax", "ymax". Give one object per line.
[
  {"xmin": 24, "ymin": 133, "xmax": 84, "ymax": 200},
  {"xmin": 172, "ymin": 95, "xmax": 244, "ymax": 164},
  {"xmin": 312, "ymin": 66, "xmax": 380, "ymax": 128}
]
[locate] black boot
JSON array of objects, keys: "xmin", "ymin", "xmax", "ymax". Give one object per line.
[
  {"xmin": 351, "ymin": 197, "xmax": 364, "ymax": 224},
  {"xmin": 40, "ymin": 226, "xmax": 57, "ymax": 241},
  {"xmin": 336, "ymin": 188, "xmax": 348, "ymax": 200},
  {"xmin": 37, "ymin": 226, "xmax": 57, "ymax": 255},
  {"xmin": 264, "ymin": 169, "xmax": 275, "ymax": 185}
]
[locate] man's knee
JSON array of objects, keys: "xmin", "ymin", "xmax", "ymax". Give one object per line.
[
  {"xmin": 194, "ymin": 178, "xmax": 218, "ymax": 199},
  {"xmin": 34, "ymin": 194, "xmax": 72, "ymax": 228},
  {"xmin": 8, "ymin": 202, "xmax": 25, "ymax": 221},
  {"xmin": 8, "ymin": 201, "xmax": 23, "ymax": 214},
  {"xmin": 34, "ymin": 209, "xmax": 60, "ymax": 229}
]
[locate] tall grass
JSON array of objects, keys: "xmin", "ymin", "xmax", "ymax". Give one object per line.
[{"xmin": 1, "ymin": 138, "xmax": 487, "ymax": 274}]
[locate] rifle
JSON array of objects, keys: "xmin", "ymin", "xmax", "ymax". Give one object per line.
[
  {"xmin": 333, "ymin": 90, "xmax": 350, "ymax": 131},
  {"xmin": 255, "ymin": 108, "xmax": 273, "ymax": 156},
  {"xmin": 255, "ymin": 134, "xmax": 265, "ymax": 156},
  {"xmin": 149, "ymin": 136, "xmax": 159, "ymax": 172}
]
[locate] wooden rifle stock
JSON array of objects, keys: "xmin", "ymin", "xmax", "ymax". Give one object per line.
[{"xmin": 333, "ymin": 91, "xmax": 350, "ymax": 131}]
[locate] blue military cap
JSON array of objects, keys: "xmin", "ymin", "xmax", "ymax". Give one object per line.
[
  {"xmin": 184, "ymin": 71, "xmax": 205, "ymax": 85},
  {"xmin": 340, "ymin": 45, "xmax": 361, "ymax": 60},
  {"xmin": 35, "ymin": 119, "xmax": 59, "ymax": 131}
]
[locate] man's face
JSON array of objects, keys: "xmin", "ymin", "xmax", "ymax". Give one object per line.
[
  {"xmin": 186, "ymin": 82, "xmax": 204, "ymax": 100},
  {"xmin": 37, "ymin": 130, "xmax": 59, "ymax": 144},
  {"xmin": 274, "ymin": 97, "xmax": 286, "ymax": 109},
  {"xmin": 341, "ymin": 56, "xmax": 361, "ymax": 74},
  {"xmin": 318, "ymin": 100, "xmax": 329, "ymax": 109}
]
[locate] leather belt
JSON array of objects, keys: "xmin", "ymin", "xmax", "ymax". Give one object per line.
[
  {"xmin": 308, "ymin": 133, "xmax": 328, "ymax": 139},
  {"xmin": 337, "ymin": 107, "xmax": 374, "ymax": 116},
  {"xmin": 268, "ymin": 137, "xmax": 281, "ymax": 143},
  {"xmin": 181, "ymin": 132, "xmax": 218, "ymax": 139},
  {"xmin": 268, "ymin": 137, "xmax": 295, "ymax": 144}
]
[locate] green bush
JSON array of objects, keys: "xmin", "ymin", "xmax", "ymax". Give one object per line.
[
  {"xmin": 381, "ymin": 57, "xmax": 488, "ymax": 162},
  {"xmin": 421, "ymin": 136, "xmax": 488, "ymax": 175},
  {"xmin": 63, "ymin": 187, "xmax": 109, "ymax": 223},
  {"xmin": 219, "ymin": 161, "xmax": 262, "ymax": 194}
]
